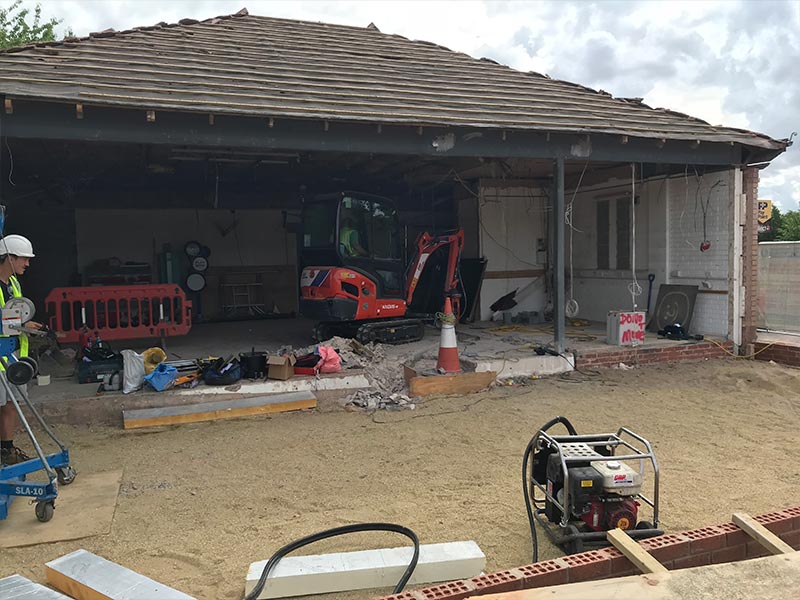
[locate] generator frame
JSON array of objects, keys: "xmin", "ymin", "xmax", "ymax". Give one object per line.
[{"xmin": 530, "ymin": 427, "xmax": 663, "ymax": 553}]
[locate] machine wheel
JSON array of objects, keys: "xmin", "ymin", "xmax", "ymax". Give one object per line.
[
  {"xmin": 35, "ymin": 501, "xmax": 55, "ymax": 523},
  {"xmin": 56, "ymin": 465, "xmax": 77, "ymax": 485},
  {"xmin": 635, "ymin": 521, "xmax": 654, "ymax": 531},
  {"xmin": 19, "ymin": 356, "xmax": 39, "ymax": 376},
  {"xmin": 6, "ymin": 360, "xmax": 35, "ymax": 385},
  {"xmin": 563, "ymin": 524, "xmax": 584, "ymax": 555}
]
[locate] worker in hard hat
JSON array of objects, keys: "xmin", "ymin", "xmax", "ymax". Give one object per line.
[{"xmin": 0, "ymin": 234, "xmax": 42, "ymax": 466}]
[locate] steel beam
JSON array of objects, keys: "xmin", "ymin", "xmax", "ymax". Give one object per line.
[
  {"xmin": 553, "ymin": 157, "xmax": 566, "ymax": 354},
  {"xmin": 0, "ymin": 99, "xmax": 762, "ymax": 165}
]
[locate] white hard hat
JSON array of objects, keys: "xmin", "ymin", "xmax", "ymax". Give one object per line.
[{"xmin": 0, "ymin": 235, "xmax": 35, "ymax": 258}]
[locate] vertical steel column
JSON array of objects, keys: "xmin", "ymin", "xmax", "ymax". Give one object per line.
[{"xmin": 553, "ymin": 158, "xmax": 566, "ymax": 353}]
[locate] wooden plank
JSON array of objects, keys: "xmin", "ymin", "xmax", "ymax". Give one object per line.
[
  {"xmin": 122, "ymin": 391, "xmax": 316, "ymax": 429},
  {"xmin": 0, "ymin": 574, "xmax": 73, "ymax": 599},
  {"xmin": 483, "ymin": 269, "xmax": 545, "ymax": 280},
  {"xmin": 246, "ymin": 540, "xmax": 485, "ymax": 598},
  {"xmin": 476, "ymin": 552, "xmax": 800, "ymax": 599},
  {"xmin": 607, "ymin": 528, "xmax": 668, "ymax": 574},
  {"xmin": 405, "ymin": 370, "xmax": 496, "ymax": 398},
  {"xmin": 732, "ymin": 512, "xmax": 795, "ymax": 555},
  {"xmin": 46, "ymin": 549, "xmax": 195, "ymax": 600}
]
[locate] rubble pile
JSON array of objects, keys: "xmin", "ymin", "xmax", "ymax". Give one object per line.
[{"xmin": 294, "ymin": 336, "xmax": 420, "ymax": 410}]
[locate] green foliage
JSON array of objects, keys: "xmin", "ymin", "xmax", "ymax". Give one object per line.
[
  {"xmin": 0, "ymin": 1, "xmax": 69, "ymax": 49},
  {"xmin": 758, "ymin": 205, "xmax": 783, "ymax": 242},
  {"xmin": 777, "ymin": 210, "xmax": 800, "ymax": 241}
]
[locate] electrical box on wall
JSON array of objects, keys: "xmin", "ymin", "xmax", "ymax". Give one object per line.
[{"xmin": 607, "ymin": 311, "xmax": 646, "ymax": 346}]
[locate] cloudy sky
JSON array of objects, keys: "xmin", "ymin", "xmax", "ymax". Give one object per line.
[{"xmin": 20, "ymin": 0, "xmax": 800, "ymax": 209}]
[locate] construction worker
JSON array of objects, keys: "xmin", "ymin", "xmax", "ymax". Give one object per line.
[
  {"xmin": 0, "ymin": 234, "xmax": 42, "ymax": 466},
  {"xmin": 339, "ymin": 216, "xmax": 368, "ymax": 257}
]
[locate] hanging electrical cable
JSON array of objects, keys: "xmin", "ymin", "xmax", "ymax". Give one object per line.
[
  {"xmin": 627, "ymin": 163, "xmax": 642, "ymax": 310},
  {"xmin": 565, "ymin": 161, "xmax": 589, "ymax": 318}
]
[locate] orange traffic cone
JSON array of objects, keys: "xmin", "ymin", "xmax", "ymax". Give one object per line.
[{"xmin": 437, "ymin": 297, "xmax": 462, "ymax": 374}]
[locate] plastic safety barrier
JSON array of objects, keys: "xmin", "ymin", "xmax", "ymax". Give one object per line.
[{"xmin": 45, "ymin": 285, "xmax": 192, "ymax": 343}]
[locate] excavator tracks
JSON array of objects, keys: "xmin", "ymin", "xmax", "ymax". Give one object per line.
[{"xmin": 312, "ymin": 319, "xmax": 425, "ymax": 345}]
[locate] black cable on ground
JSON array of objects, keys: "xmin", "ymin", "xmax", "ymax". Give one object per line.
[
  {"xmin": 244, "ymin": 523, "xmax": 419, "ymax": 600},
  {"xmin": 522, "ymin": 416, "xmax": 577, "ymax": 563}
]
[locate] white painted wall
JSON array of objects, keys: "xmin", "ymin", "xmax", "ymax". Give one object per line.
[
  {"xmin": 565, "ymin": 170, "xmax": 733, "ymax": 335},
  {"xmin": 666, "ymin": 170, "xmax": 732, "ymax": 335},
  {"xmin": 75, "ymin": 209, "xmax": 295, "ymax": 271},
  {"xmin": 477, "ymin": 182, "xmax": 548, "ymax": 320},
  {"xmin": 568, "ymin": 177, "xmax": 655, "ymax": 321}
]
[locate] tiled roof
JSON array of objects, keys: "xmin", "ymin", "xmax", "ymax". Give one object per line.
[{"xmin": 0, "ymin": 9, "xmax": 787, "ymax": 151}]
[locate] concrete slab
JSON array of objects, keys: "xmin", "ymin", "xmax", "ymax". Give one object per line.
[
  {"xmin": 179, "ymin": 374, "xmax": 370, "ymax": 396},
  {"xmin": 0, "ymin": 574, "xmax": 72, "ymax": 599},
  {"xmin": 473, "ymin": 353, "xmax": 574, "ymax": 378},
  {"xmin": 245, "ymin": 540, "xmax": 486, "ymax": 598},
  {"xmin": 46, "ymin": 549, "xmax": 195, "ymax": 600}
]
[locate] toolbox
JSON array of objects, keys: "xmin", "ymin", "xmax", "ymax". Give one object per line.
[{"xmin": 77, "ymin": 355, "xmax": 123, "ymax": 384}]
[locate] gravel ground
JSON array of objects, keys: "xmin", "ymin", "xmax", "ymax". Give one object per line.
[{"xmin": 2, "ymin": 358, "xmax": 799, "ymax": 599}]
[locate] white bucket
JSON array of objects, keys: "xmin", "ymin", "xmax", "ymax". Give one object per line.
[{"xmin": 37, "ymin": 374, "xmax": 51, "ymax": 386}]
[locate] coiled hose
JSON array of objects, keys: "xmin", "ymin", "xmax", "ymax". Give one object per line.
[
  {"xmin": 244, "ymin": 522, "xmax": 419, "ymax": 600},
  {"xmin": 522, "ymin": 416, "xmax": 577, "ymax": 562}
]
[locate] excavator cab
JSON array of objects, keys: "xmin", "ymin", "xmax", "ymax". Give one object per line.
[
  {"xmin": 300, "ymin": 191, "xmax": 463, "ymax": 343},
  {"xmin": 301, "ymin": 192, "xmax": 405, "ymax": 297}
]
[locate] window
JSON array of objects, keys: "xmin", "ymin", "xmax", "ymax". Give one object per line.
[
  {"xmin": 596, "ymin": 200, "xmax": 610, "ymax": 270},
  {"xmin": 616, "ymin": 198, "xmax": 631, "ymax": 271},
  {"xmin": 339, "ymin": 197, "xmax": 371, "ymax": 257},
  {"xmin": 596, "ymin": 198, "xmax": 632, "ymax": 270},
  {"xmin": 302, "ymin": 202, "xmax": 337, "ymax": 248}
]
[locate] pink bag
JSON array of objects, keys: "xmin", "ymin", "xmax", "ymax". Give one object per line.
[{"xmin": 316, "ymin": 346, "xmax": 342, "ymax": 373}]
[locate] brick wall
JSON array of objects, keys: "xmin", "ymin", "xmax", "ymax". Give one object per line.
[
  {"xmin": 754, "ymin": 341, "xmax": 800, "ymax": 367},
  {"xmin": 742, "ymin": 168, "xmax": 760, "ymax": 348},
  {"xmin": 375, "ymin": 506, "xmax": 800, "ymax": 600},
  {"xmin": 575, "ymin": 340, "xmax": 733, "ymax": 369}
]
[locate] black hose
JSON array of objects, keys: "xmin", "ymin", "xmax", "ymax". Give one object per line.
[
  {"xmin": 522, "ymin": 416, "xmax": 577, "ymax": 562},
  {"xmin": 244, "ymin": 523, "xmax": 419, "ymax": 600}
]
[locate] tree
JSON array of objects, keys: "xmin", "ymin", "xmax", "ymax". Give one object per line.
[
  {"xmin": 0, "ymin": 1, "xmax": 67, "ymax": 49},
  {"xmin": 777, "ymin": 210, "xmax": 800, "ymax": 241},
  {"xmin": 758, "ymin": 205, "xmax": 783, "ymax": 242}
]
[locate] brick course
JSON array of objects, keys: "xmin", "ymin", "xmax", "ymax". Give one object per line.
[
  {"xmin": 754, "ymin": 341, "xmax": 800, "ymax": 367},
  {"xmin": 374, "ymin": 505, "xmax": 800, "ymax": 599},
  {"xmin": 576, "ymin": 340, "xmax": 733, "ymax": 369}
]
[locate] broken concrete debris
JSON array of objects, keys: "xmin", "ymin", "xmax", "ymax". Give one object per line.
[{"xmin": 287, "ymin": 336, "xmax": 422, "ymax": 411}]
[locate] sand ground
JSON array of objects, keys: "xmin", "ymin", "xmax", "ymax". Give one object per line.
[{"xmin": 2, "ymin": 358, "xmax": 799, "ymax": 599}]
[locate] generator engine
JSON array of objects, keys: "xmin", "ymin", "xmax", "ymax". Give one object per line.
[
  {"xmin": 524, "ymin": 418, "xmax": 661, "ymax": 559},
  {"xmin": 542, "ymin": 446, "xmax": 642, "ymax": 531}
]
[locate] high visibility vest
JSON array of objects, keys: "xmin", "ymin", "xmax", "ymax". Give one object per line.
[{"xmin": 0, "ymin": 275, "xmax": 28, "ymax": 360}]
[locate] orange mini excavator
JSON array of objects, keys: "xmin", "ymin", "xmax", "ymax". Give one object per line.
[{"xmin": 299, "ymin": 191, "xmax": 464, "ymax": 344}]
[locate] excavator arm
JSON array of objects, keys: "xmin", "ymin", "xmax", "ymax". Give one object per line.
[{"xmin": 405, "ymin": 229, "xmax": 465, "ymax": 318}]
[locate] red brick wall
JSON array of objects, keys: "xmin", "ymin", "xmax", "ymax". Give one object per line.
[
  {"xmin": 375, "ymin": 506, "xmax": 800, "ymax": 599},
  {"xmin": 576, "ymin": 340, "xmax": 733, "ymax": 369},
  {"xmin": 741, "ymin": 168, "xmax": 759, "ymax": 349},
  {"xmin": 754, "ymin": 341, "xmax": 800, "ymax": 367}
]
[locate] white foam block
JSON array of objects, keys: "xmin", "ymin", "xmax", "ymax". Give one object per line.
[
  {"xmin": 46, "ymin": 549, "xmax": 195, "ymax": 600},
  {"xmin": 245, "ymin": 540, "xmax": 485, "ymax": 599},
  {"xmin": 0, "ymin": 574, "xmax": 72, "ymax": 599}
]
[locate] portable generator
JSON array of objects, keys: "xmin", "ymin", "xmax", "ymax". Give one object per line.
[{"xmin": 522, "ymin": 417, "xmax": 663, "ymax": 558}]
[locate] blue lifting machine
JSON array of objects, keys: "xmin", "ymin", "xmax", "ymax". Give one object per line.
[{"xmin": 0, "ymin": 206, "xmax": 76, "ymax": 523}]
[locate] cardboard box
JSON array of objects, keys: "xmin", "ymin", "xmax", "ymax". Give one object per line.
[{"xmin": 267, "ymin": 354, "xmax": 296, "ymax": 380}]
